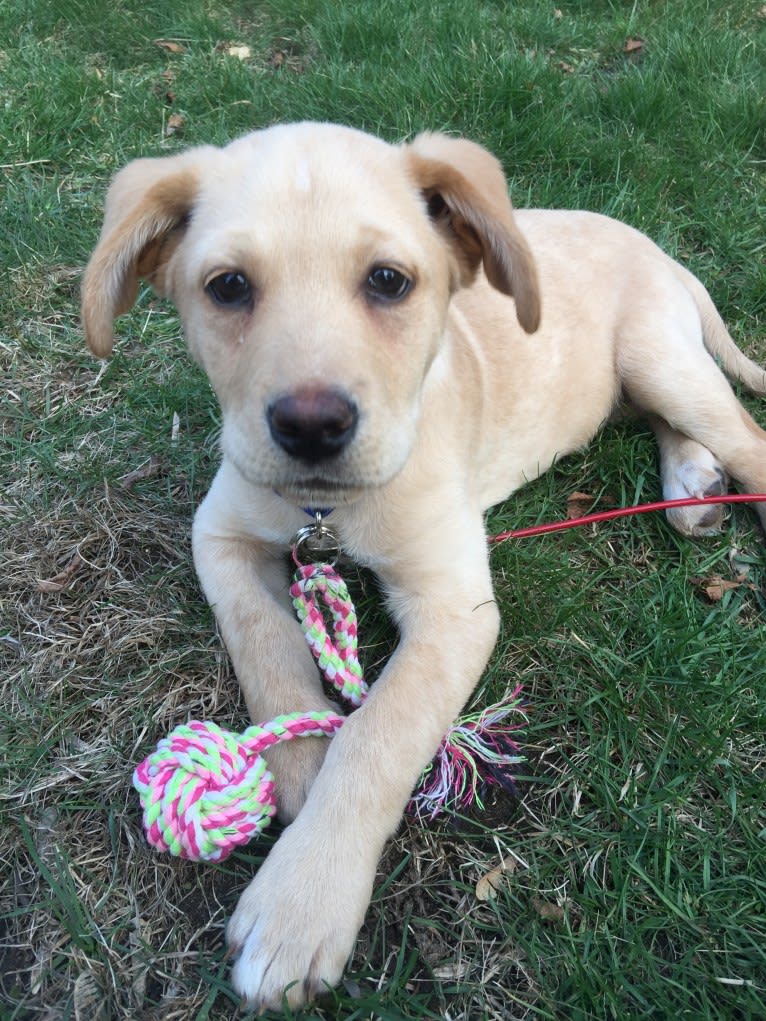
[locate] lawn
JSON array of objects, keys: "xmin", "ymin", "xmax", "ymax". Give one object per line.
[{"xmin": 2, "ymin": 1, "xmax": 765, "ymax": 1018}]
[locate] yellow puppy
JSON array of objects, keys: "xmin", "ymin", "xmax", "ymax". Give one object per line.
[{"xmin": 82, "ymin": 122, "xmax": 766, "ymax": 1010}]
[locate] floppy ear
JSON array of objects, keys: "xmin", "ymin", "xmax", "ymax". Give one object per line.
[
  {"xmin": 405, "ymin": 133, "xmax": 540, "ymax": 334},
  {"xmin": 81, "ymin": 147, "xmax": 215, "ymax": 357}
]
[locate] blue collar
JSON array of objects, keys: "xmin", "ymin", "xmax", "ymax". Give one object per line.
[
  {"xmin": 301, "ymin": 505, "xmax": 334, "ymax": 519},
  {"xmin": 272, "ymin": 489, "xmax": 334, "ymax": 520}
]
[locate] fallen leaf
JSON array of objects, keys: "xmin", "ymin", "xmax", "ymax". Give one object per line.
[
  {"xmin": 270, "ymin": 48, "xmax": 286, "ymax": 68},
  {"xmin": 73, "ymin": 971, "xmax": 107, "ymax": 1021},
  {"xmin": 553, "ymin": 8, "xmax": 563, "ymax": 19},
  {"xmin": 38, "ymin": 553, "xmax": 84, "ymax": 593},
  {"xmin": 557, "ymin": 60, "xmax": 575, "ymax": 73},
  {"xmin": 690, "ymin": 573, "xmax": 756, "ymax": 602},
  {"xmin": 476, "ymin": 854, "xmax": 518, "ymax": 901},
  {"xmin": 623, "ymin": 37, "xmax": 644, "ymax": 54},
  {"xmin": 165, "ymin": 113, "xmax": 186, "ymax": 136},
  {"xmin": 532, "ymin": 897, "xmax": 566, "ymax": 923},
  {"xmin": 432, "ymin": 961, "xmax": 469, "ymax": 980},
  {"xmin": 154, "ymin": 39, "xmax": 187, "ymax": 54},
  {"xmin": 567, "ymin": 491, "xmax": 596, "ymax": 518},
  {"xmin": 119, "ymin": 455, "xmax": 163, "ymax": 490},
  {"xmin": 227, "ymin": 45, "xmax": 252, "ymax": 60}
]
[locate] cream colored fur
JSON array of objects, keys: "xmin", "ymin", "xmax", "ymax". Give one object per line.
[{"xmin": 81, "ymin": 122, "xmax": 766, "ymax": 1010}]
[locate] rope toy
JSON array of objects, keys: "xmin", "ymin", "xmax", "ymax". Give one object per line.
[
  {"xmin": 133, "ymin": 712, "xmax": 343, "ymax": 862},
  {"xmin": 133, "ymin": 555, "xmax": 525, "ymax": 862},
  {"xmin": 290, "ymin": 563, "xmax": 368, "ymax": 707}
]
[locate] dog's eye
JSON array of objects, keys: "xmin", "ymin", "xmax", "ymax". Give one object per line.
[
  {"xmin": 366, "ymin": 266, "xmax": 412, "ymax": 302},
  {"xmin": 206, "ymin": 272, "xmax": 253, "ymax": 308}
]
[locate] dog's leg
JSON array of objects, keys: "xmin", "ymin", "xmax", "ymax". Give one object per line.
[
  {"xmin": 649, "ymin": 416, "xmax": 729, "ymax": 536},
  {"xmin": 192, "ymin": 501, "xmax": 337, "ymax": 823},
  {"xmin": 226, "ymin": 510, "xmax": 499, "ymax": 1010},
  {"xmin": 623, "ymin": 340, "xmax": 766, "ymax": 533}
]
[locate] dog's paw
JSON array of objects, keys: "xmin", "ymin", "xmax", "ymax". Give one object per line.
[
  {"xmin": 665, "ymin": 462, "xmax": 729, "ymax": 537},
  {"xmin": 264, "ymin": 735, "xmax": 329, "ymax": 823},
  {"xmin": 227, "ymin": 822, "xmax": 373, "ymax": 1010}
]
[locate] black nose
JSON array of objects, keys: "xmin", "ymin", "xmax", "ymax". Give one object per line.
[{"xmin": 267, "ymin": 387, "xmax": 359, "ymax": 463}]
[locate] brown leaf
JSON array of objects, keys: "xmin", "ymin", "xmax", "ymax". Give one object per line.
[
  {"xmin": 532, "ymin": 897, "xmax": 566, "ymax": 923},
  {"xmin": 119, "ymin": 455, "xmax": 163, "ymax": 490},
  {"xmin": 476, "ymin": 854, "xmax": 518, "ymax": 901},
  {"xmin": 567, "ymin": 491, "xmax": 596, "ymax": 518},
  {"xmin": 623, "ymin": 37, "xmax": 644, "ymax": 54},
  {"xmin": 165, "ymin": 113, "xmax": 186, "ymax": 137},
  {"xmin": 270, "ymin": 48, "xmax": 286, "ymax": 68},
  {"xmin": 690, "ymin": 573, "xmax": 755, "ymax": 602},
  {"xmin": 154, "ymin": 39, "xmax": 187, "ymax": 54},
  {"xmin": 557, "ymin": 60, "xmax": 575, "ymax": 74},
  {"xmin": 38, "ymin": 553, "xmax": 85, "ymax": 593}
]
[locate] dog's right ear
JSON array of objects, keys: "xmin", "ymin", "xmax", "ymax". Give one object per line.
[{"xmin": 81, "ymin": 148, "xmax": 214, "ymax": 357}]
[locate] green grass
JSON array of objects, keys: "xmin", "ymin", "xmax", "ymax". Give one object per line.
[{"xmin": 2, "ymin": 0, "xmax": 765, "ymax": 1018}]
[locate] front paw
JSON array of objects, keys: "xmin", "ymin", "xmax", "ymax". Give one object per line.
[
  {"xmin": 265, "ymin": 735, "xmax": 329, "ymax": 823},
  {"xmin": 227, "ymin": 823, "xmax": 373, "ymax": 1010}
]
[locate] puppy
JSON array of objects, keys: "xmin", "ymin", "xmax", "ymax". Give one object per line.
[{"xmin": 82, "ymin": 122, "xmax": 766, "ymax": 1010}]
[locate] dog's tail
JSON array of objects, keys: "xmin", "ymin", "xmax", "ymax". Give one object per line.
[{"xmin": 682, "ymin": 267, "xmax": 766, "ymax": 394}]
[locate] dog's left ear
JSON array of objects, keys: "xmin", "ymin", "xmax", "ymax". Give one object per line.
[{"xmin": 405, "ymin": 133, "xmax": 540, "ymax": 334}]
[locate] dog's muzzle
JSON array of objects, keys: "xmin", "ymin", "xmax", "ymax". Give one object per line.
[{"xmin": 267, "ymin": 386, "xmax": 359, "ymax": 463}]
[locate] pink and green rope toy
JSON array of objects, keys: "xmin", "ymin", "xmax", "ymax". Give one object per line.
[{"xmin": 133, "ymin": 559, "xmax": 525, "ymax": 863}]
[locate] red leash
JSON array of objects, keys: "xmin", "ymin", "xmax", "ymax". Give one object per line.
[{"xmin": 490, "ymin": 494, "xmax": 766, "ymax": 543}]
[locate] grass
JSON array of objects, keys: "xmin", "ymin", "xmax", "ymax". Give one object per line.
[{"xmin": 2, "ymin": 0, "xmax": 766, "ymax": 1017}]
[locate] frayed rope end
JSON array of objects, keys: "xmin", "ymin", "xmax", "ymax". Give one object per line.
[{"xmin": 408, "ymin": 687, "xmax": 526, "ymax": 820}]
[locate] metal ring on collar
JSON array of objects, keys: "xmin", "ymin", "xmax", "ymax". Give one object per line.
[{"xmin": 291, "ymin": 514, "xmax": 341, "ymax": 567}]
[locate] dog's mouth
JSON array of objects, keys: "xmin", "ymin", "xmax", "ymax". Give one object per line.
[
  {"xmin": 276, "ymin": 475, "xmax": 367, "ymax": 507},
  {"xmin": 293, "ymin": 476, "xmax": 344, "ymax": 491}
]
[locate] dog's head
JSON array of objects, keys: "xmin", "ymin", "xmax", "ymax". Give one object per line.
[{"xmin": 82, "ymin": 123, "xmax": 539, "ymax": 505}]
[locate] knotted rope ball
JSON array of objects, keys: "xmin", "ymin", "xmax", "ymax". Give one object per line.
[{"xmin": 133, "ymin": 712, "xmax": 344, "ymax": 862}]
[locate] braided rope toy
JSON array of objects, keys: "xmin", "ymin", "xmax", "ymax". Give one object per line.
[
  {"xmin": 133, "ymin": 557, "xmax": 525, "ymax": 862},
  {"xmin": 290, "ymin": 563, "xmax": 368, "ymax": 707},
  {"xmin": 133, "ymin": 711, "xmax": 344, "ymax": 861}
]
